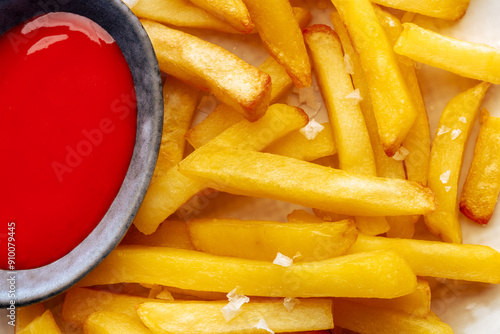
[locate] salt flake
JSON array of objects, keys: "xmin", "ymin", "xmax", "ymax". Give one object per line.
[
  {"xmin": 345, "ymin": 89, "xmax": 363, "ymax": 102},
  {"xmin": 221, "ymin": 287, "xmax": 250, "ymax": 321},
  {"xmin": 283, "ymin": 297, "xmax": 300, "ymax": 311},
  {"xmin": 392, "ymin": 146, "xmax": 410, "ymax": 161},
  {"xmin": 344, "ymin": 54, "xmax": 354, "ymax": 74},
  {"xmin": 445, "ymin": 186, "xmax": 451, "ymax": 192},
  {"xmin": 451, "ymin": 129, "xmax": 462, "ymax": 140},
  {"xmin": 440, "ymin": 170, "xmax": 451, "ymax": 184},
  {"xmin": 300, "ymin": 120, "xmax": 324, "ymax": 140},
  {"xmin": 273, "ymin": 252, "xmax": 293, "ymax": 267},
  {"xmin": 253, "ymin": 319, "xmax": 274, "ymax": 334},
  {"xmin": 437, "ymin": 125, "xmax": 451, "ymax": 136},
  {"xmin": 459, "ymin": 116, "xmax": 467, "ymax": 123}
]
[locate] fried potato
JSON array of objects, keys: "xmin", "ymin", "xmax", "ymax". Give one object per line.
[
  {"xmin": 395, "ymin": 23, "xmax": 500, "ymax": 84},
  {"xmin": 186, "ymin": 218, "xmax": 357, "ymax": 261},
  {"xmin": 178, "ymin": 146, "xmax": 437, "ymax": 217},
  {"xmin": 132, "ymin": 0, "xmax": 239, "ymax": 33},
  {"xmin": 243, "ymin": 0, "xmax": 311, "ymax": 88},
  {"xmin": 348, "ymin": 234, "xmax": 500, "ymax": 283},
  {"xmin": 78, "ymin": 246, "xmax": 417, "ymax": 298},
  {"xmin": 333, "ymin": 299, "xmax": 453, "ymax": 334},
  {"xmin": 15, "ymin": 303, "xmax": 45, "ymax": 332},
  {"xmin": 17, "ymin": 310, "xmax": 61, "ymax": 334},
  {"xmin": 425, "ymin": 82, "xmax": 490, "ymax": 243},
  {"xmin": 370, "ymin": 0, "xmax": 469, "ymax": 20},
  {"xmin": 121, "ymin": 220, "xmax": 193, "ymax": 249},
  {"xmin": 304, "ymin": 24, "xmax": 389, "ymax": 236},
  {"xmin": 460, "ymin": 109, "xmax": 500, "ymax": 224},
  {"xmin": 133, "ymin": 104, "xmax": 308, "ymax": 234},
  {"xmin": 137, "ymin": 300, "xmax": 333, "ymax": 334},
  {"xmin": 83, "ymin": 311, "xmax": 153, "ymax": 334},
  {"xmin": 188, "ymin": 0, "xmax": 253, "ymax": 33},
  {"xmin": 331, "ymin": 0, "xmax": 418, "ymax": 156},
  {"xmin": 141, "ymin": 19, "xmax": 271, "ymax": 121}
]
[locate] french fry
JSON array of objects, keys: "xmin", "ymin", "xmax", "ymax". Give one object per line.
[
  {"xmin": 331, "ymin": 0, "xmax": 418, "ymax": 156},
  {"xmin": 348, "ymin": 234, "xmax": 500, "ymax": 283},
  {"xmin": 83, "ymin": 311, "xmax": 153, "ymax": 334},
  {"xmin": 151, "ymin": 76, "xmax": 200, "ymax": 183},
  {"xmin": 132, "ymin": 0, "xmax": 239, "ymax": 33},
  {"xmin": 243, "ymin": 0, "xmax": 311, "ymax": 88},
  {"xmin": 178, "ymin": 146, "xmax": 437, "ymax": 217},
  {"xmin": 137, "ymin": 300, "xmax": 333, "ymax": 334},
  {"xmin": 263, "ymin": 123, "xmax": 336, "ymax": 162},
  {"xmin": 370, "ymin": 0, "xmax": 469, "ymax": 20},
  {"xmin": 394, "ymin": 23, "xmax": 500, "ymax": 84},
  {"xmin": 425, "ymin": 82, "xmax": 490, "ymax": 243},
  {"xmin": 141, "ymin": 19, "xmax": 271, "ymax": 121},
  {"xmin": 188, "ymin": 0, "xmax": 254, "ymax": 34},
  {"xmin": 346, "ymin": 278, "xmax": 431, "ymax": 317},
  {"xmin": 332, "ymin": 299, "xmax": 453, "ymax": 334},
  {"xmin": 186, "ymin": 218, "xmax": 358, "ymax": 261},
  {"xmin": 121, "ymin": 220, "xmax": 193, "ymax": 249},
  {"xmin": 460, "ymin": 109, "xmax": 500, "ymax": 224},
  {"xmin": 304, "ymin": 24, "xmax": 389, "ymax": 236},
  {"xmin": 133, "ymin": 104, "xmax": 308, "ymax": 234},
  {"xmin": 78, "ymin": 246, "xmax": 417, "ymax": 299},
  {"xmin": 17, "ymin": 310, "xmax": 61, "ymax": 334},
  {"xmin": 15, "ymin": 303, "xmax": 45, "ymax": 332},
  {"xmin": 287, "ymin": 209, "xmax": 325, "ymax": 224}
]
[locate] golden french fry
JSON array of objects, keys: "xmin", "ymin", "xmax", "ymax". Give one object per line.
[
  {"xmin": 346, "ymin": 278, "xmax": 431, "ymax": 317},
  {"xmin": 132, "ymin": 0, "xmax": 239, "ymax": 33},
  {"xmin": 287, "ymin": 209, "xmax": 325, "ymax": 223},
  {"xmin": 133, "ymin": 104, "xmax": 308, "ymax": 234},
  {"xmin": 348, "ymin": 234, "xmax": 500, "ymax": 283},
  {"xmin": 16, "ymin": 303, "xmax": 45, "ymax": 332},
  {"xmin": 263, "ymin": 123, "xmax": 336, "ymax": 161},
  {"xmin": 188, "ymin": 0, "xmax": 253, "ymax": 33},
  {"xmin": 137, "ymin": 300, "xmax": 333, "ymax": 334},
  {"xmin": 331, "ymin": 0, "xmax": 418, "ymax": 156},
  {"xmin": 243, "ymin": 0, "xmax": 311, "ymax": 88},
  {"xmin": 121, "ymin": 220, "xmax": 193, "ymax": 249},
  {"xmin": 370, "ymin": 0, "xmax": 469, "ymax": 20},
  {"xmin": 304, "ymin": 24, "xmax": 389, "ymax": 236},
  {"xmin": 187, "ymin": 218, "xmax": 357, "ymax": 261},
  {"xmin": 83, "ymin": 311, "xmax": 153, "ymax": 334},
  {"xmin": 152, "ymin": 76, "xmax": 200, "ymax": 183},
  {"xmin": 395, "ymin": 23, "xmax": 500, "ymax": 84},
  {"xmin": 17, "ymin": 310, "xmax": 61, "ymax": 334},
  {"xmin": 460, "ymin": 109, "xmax": 500, "ymax": 224},
  {"xmin": 333, "ymin": 299, "xmax": 453, "ymax": 334},
  {"xmin": 141, "ymin": 19, "xmax": 271, "ymax": 121},
  {"xmin": 425, "ymin": 82, "xmax": 490, "ymax": 243},
  {"xmin": 178, "ymin": 146, "xmax": 437, "ymax": 217},
  {"xmin": 78, "ymin": 246, "xmax": 417, "ymax": 299}
]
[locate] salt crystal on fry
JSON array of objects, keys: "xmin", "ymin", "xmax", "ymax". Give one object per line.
[
  {"xmin": 221, "ymin": 287, "xmax": 249, "ymax": 321},
  {"xmin": 459, "ymin": 116, "xmax": 467, "ymax": 123},
  {"xmin": 300, "ymin": 120, "xmax": 324, "ymax": 140},
  {"xmin": 345, "ymin": 88, "xmax": 363, "ymax": 102},
  {"xmin": 344, "ymin": 54, "xmax": 354, "ymax": 74},
  {"xmin": 253, "ymin": 318, "xmax": 274, "ymax": 334},
  {"xmin": 437, "ymin": 125, "xmax": 451, "ymax": 136},
  {"xmin": 273, "ymin": 252, "xmax": 293, "ymax": 267},
  {"xmin": 392, "ymin": 146, "xmax": 410, "ymax": 161},
  {"xmin": 451, "ymin": 129, "xmax": 462, "ymax": 140},
  {"xmin": 440, "ymin": 170, "xmax": 451, "ymax": 184},
  {"xmin": 283, "ymin": 297, "xmax": 300, "ymax": 311}
]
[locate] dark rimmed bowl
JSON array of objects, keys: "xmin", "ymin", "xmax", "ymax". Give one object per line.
[{"xmin": 0, "ymin": 0, "xmax": 163, "ymax": 307}]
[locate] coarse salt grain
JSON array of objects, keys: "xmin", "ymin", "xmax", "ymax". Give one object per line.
[
  {"xmin": 253, "ymin": 319, "xmax": 274, "ymax": 334},
  {"xmin": 392, "ymin": 146, "xmax": 410, "ymax": 161},
  {"xmin": 283, "ymin": 297, "xmax": 300, "ymax": 311},
  {"xmin": 221, "ymin": 287, "xmax": 250, "ymax": 321},
  {"xmin": 451, "ymin": 129, "xmax": 462, "ymax": 140},
  {"xmin": 440, "ymin": 170, "xmax": 451, "ymax": 184},
  {"xmin": 273, "ymin": 252, "xmax": 293, "ymax": 267},
  {"xmin": 300, "ymin": 120, "xmax": 324, "ymax": 140},
  {"xmin": 445, "ymin": 186, "xmax": 451, "ymax": 192},
  {"xmin": 437, "ymin": 125, "xmax": 451, "ymax": 136},
  {"xmin": 344, "ymin": 54, "xmax": 354, "ymax": 74},
  {"xmin": 459, "ymin": 116, "xmax": 467, "ymax": 123},
  {"xmin": 345, "ymin": 88, "xmax": 363, "ymax": 102}
]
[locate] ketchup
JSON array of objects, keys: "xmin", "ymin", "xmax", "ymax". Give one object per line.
[{"xmin": 0, "ymin": 12, "xmax": 137, "ymax": 269}]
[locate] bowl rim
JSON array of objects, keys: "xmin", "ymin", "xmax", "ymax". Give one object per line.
[{"xmin": 0, "ymin": 0, "xmax": 163, "ymax": 307}]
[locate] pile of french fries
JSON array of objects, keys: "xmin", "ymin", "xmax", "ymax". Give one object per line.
[{"xmin": 16, "ymin": 0, "xmax": 500, "ymax": 333}]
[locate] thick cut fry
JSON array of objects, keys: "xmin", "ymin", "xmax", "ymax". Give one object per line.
[
  {"xmin": 460, "ymin": 109, "xmax": 500, "ymax": 224},
  {"xmin": 346, "ymin": 278, "xmax": 431, "ymax": 317},
  {"xmin": 78, "ymin": 246, "xmax": 417, "ymax": 298},
  {"xmin": 263, "ymin": 123, "xmax": 336, "ymax": 161},
  {"xmin": 138, "ymin": 300, "xmax": 333, "ymax": 334},
  {"xmin": 348, "ymin": 234, "xmax": 500, "ymax": 283},
  {"xmin": 133, "ymin": 104, "xmax": 308, "ymax": 234},
  {"xmin": 83, "ymin": 311, "xmax": 153, "ymax": 334},
  {"xmin": 17, "ymin": 310, "xmax": 61, "ymax": 334},
  {"xmin": 243, "ymin": 0, "xmax": 311, "ymax": 88},
  {"xmin": 371, "ymin": 0, "xmax": 469, "ymax": 20},
  {"xmin": 62, "ymin": 288, "xmax": 168, "ymax": 326},
  {"xmin": 15, "ymin": 303, "xmax": 45, "ymax": 332},
  {"xmin": 331, "ymin": 0, "xmax": 418, "ymax": 156},
  {"xmin": 141, "ymin": 19, "xmax": 271, "ymax": 121},
  {"xmin": 178, "ymin": 147, "xmax": 437, "ymax": 217},
  {"xmin": 304, "ymin": 24, "xmax": 389, "ymax": 236},
  {"xmin": 425, "ymin": 82, "xmax": 490, "ymax": 243},
  {"xmin": 333, "ymin": 299, "xmax": 453, "ymax": 334},
  {"xmin": 395, "ymin": 23, "xmax": 500, "ymax": 84},
  {"xmin": 121, "ymin": 220, "xmax": 193, "ymax": 249},
  {"xmin": 187, "ymin": 218, "xmax": 358, "ymax": 261},
  {"xmin": 152, "ymin": 76, "xmax": 200, "ymax": 183},
  {"xmin": 132, "ymin": 0, "xmax": 239, "ymax": 33},
  {"xmin": 188, "ymin": 0, "xmax": 253, "ymax": 33}
]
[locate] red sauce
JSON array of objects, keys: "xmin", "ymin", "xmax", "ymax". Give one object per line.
[{"xmin": 0, "ymin": 13, "xmax": 137, "ymax": 270}]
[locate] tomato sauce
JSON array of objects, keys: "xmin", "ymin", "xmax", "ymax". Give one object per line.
[{"xmin": 0, "ymin": 12, "xmax": 137, "ymax": 269}]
